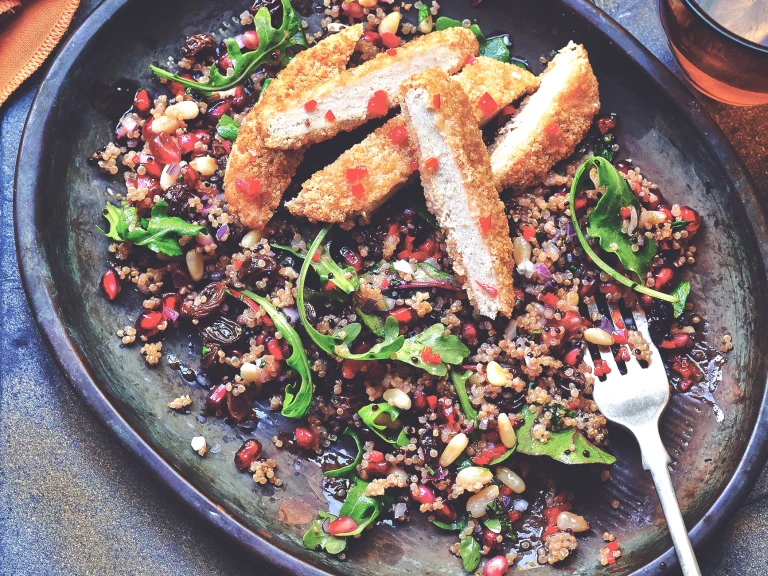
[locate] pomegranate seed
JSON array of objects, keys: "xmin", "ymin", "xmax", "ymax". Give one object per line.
[
  {"xmin": 654, "ymin": 267, "xmax": 674, "ymax": 290},
  {"xmin": 267, "ymin": 339, "xmax": 285, "ymax": 360},
  {"xmin": 420, "ymin": 347, "xmax": 442, "ymax": 364},
  {"xmin": 482, "ymin": 528, "xmax": 499, "ymax": 550},
  {"xmin": 387, "ymin": 125, "xmax": 408, "ymax": 145},
  {"xmin": 304, "ymin": 99, "xmax": 317, "ymax": 112},
  {"xmin": 477, "ymin": 92, "xmax": 498, "ymax": 117},
  {"xmin": 100, "ymin": 269, "xmax": 121, "ymax": 301},
  {"xmin": 328, "ymin": 516, "xmax": 358, "ymax": 536},
  {"xmin": 367, "ymin": 90, "xmax": 389, "ymax": 117},
  {"xmin": 181, "ymin": 165, "xmax": 200, "ymax": 187},
  {"xmin": 386, "ymin": 48, "xmax": 397, "ymax": 56},
  {"xmin": 434, "ymin": 502, "xmax": 457, "ymax": 522},
  {"xmin": 325, "ymin": 110, "xmax": 336, "ymax": 122},
  {"xmin": 475, "ymin": 281, "xmax": 498, "ymax": 297},
  {"xmin": 135, "ymin": 310, "xmax": 164, "ymax": 338},
  {"xmin": 507, "ymin": 510, "xmax": 522, "ymax": 522},
  {"xmin": 597, "ymin": 116, "xmax": 616, "ymax": 134},
  {"xmin": 561, "ymin": 311, "xmax": 583, "ymax": 332},
  {"xmin": 616, "ymin": 160, "xmax": 634, "ymax": 174},
  {"xmin": 413, "ymin": 390, "xmax": 428, "ymax": 410},
  {"xmin": 243, "ymin": 30, "xmax": 260, "ymax": 50},
  {"xmin": 479, "ymin": 215, "xmax": 491, "ymax": 235},
  {"xmin": 341, "ymin": 1, "xmax": 364, "ymax": 18},
  {"xmin": 235, "ymin": 178, "xmax": 262, "ymax": 199},
  {"xmin": 381, "ymin": 31, "xmax": 400, "ymax": 48},
  {"xmin": 346, "ymin": 166, "xmax": 368, "ymax": 183},
  {"xmin": 462, "ymin": 322, "xmax": 478, "ymax": 344},
  {"xmin": 388, "ymin": 308, "xmax": 413, "ymax": 324},
  {"xmin": 545, "ymin": 122, "xmax": 561, "ymax": 136},
  {"xmin": 206, "ymin": 384, "xmax": 228, "ymax": 410},
  {"xmin": 148, "ymin": 133, "xmax": 181, "ymax": 165},
  {"xmin": 660, "ymin": 333, "xmax": 691, "ymax": 349},
  {"xmin": 483, "ymin": 556, "xmax": 510, "ymax": 576},
  {"xmin": 218, "ymin": 53, "xmax": 232, "ymax": 70},
  {"xmin": 564, "ymin": 347, "xmax": 583, "ymax": 366},
  {"xmin": 424, "ymin": 157, "xmax": 439, "ymax": 170},
  {"xmin": 411, "ymin": 484, "xmax": 435, "ymax": 504},
  {"xmin": 363, "ymin": 29, "xmax": 380, "ymax": 44},
  {"xmin": 433, "ymin": 94, "xmax": 441, "ymax": 109},
  {"xmin": 679, "ymin": 206, "xmax": 701, "ymax": 233},
  {"xmin": 426, "ymin": 395, "xmax": 438, "ymax": 411},
  {"xmin": 350, "ymin": 183, "xmax": 365, "ymax": 198},
  {"xmin": 133, "ymin": 89, "xmax": 152, "ymax": 116},
  {"xmin": 235, "ymin": 439, "xmax": 263, "ymax": 471},
  {"xmin": 295, "ymin": 427, "xmax": 317, "ymax": 450},
  {"xmin": 206, "ymin": 100, "xmax": 231, "ymax": 122}
]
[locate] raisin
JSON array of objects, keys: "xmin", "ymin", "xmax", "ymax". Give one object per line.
[
  {"xmin": 238, "ymin": 252, "xmax": 278, "ymax": 282},
  {"xmin": 163, "ymin": 183, "xmax": 197, "ymax": 218},
  {"xmin": 201, "ymin": 343, "xmax": 221, "ymax": 370},
  {"xmin": 227, "ymin": 390, "xmax": 254, "ymax": 422},
  {"xmin": 201, "ymin": 317, "xmax": 243, "ymax": 348},
  {"xmin": 181, "ymin": 282, "xmax": 227, "ymax": 318},
  {"xmin": 181, "ymin": 33, "xmax": 217, "ymax": 59},
  {"xmin": 648, "ymin": 299, "xmax": 674, "ymax": 345}
]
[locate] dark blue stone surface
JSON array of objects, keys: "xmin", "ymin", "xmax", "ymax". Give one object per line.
[{"xmin": 0, "ymin": 0, "xmax": 766, "ymax": 574}]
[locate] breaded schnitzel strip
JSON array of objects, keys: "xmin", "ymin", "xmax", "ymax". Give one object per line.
[
  {"xmin": 223, "ymin": 25, "xmax": 363, "ymax": 229},
  {"xmin": 401, "ymin": 68, "xmax": 515, "ymax": 319},
  {"xmin": 260, "ymin": 27, "xmax": 478, "ymax": 150},
  {"xmin": 490, "ymin": 42, "xmax": 600, "ymax": 191},
  {"xmin": 286, "ymin": 57, "xmax": 538, "ymax": 223}
]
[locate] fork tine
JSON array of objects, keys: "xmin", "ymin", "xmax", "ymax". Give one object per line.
[
  {"xmin": 606, "ymin": 300, "xmax": 642, "ymax": 374},
  {"xmin": 631, "ymin": 304, "xmax": 653, "ymax": 342}
]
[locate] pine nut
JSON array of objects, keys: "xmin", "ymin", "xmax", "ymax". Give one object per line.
[
  {"xmin": 150, "ymin": 115, "xmax": 180, "ymax": 134},
  {"xmin": 165, "ymin": 101, "xmax": 200, "ymax": 120},
  {"xmin": 240, "ymin": 362, "xmax": 260, "ymax": 383},
  {"xmin": 418, "ymin": 15, "xmax": 433, "ymax": 34},
  {"xmin": 358, "ymin": 0, "xmax": 377, "ymax": 6},
  {"xmin": 189, "ymin": 155, "xmax": 218, "ymax": 176},
  {"xmin": 383, "ymin": 388, "xmax": 412, "ymax": 410},
  {"xmin": 486, "ymin": 361, "xmax": 511, "ymax": 387},
  {"xmin": 583, "ymin": 327, "xmax": 614, "ymax": 346},
  {"xmin": 241, "ymin": 230, "xmax": 262, "ymax": 249},
  {"xmin": 160, "ymin": 163, "xmax": 181, "ymax": 191},
  {"xmin": 556, "ymin": 511, "xmax": 590, "ymax": 533},
  {"xmin": 439, "ymin": 432, "xmax": 468, "ymax": 467},
  {"xmin": 496, "ymin": 466, "xmax": 526, "ymax": 493},
  {"xmin": 186, "ymin": 250, "xmax": 204, "ymax": 281},
  {"xmin": 497, "ymin": 413, "xmax": 516, "ymax": 448},
  {"xmin": 466, "ymin": 484, "xmax": 499, "ymax": 517},
  {"xmin": 378, "ymin": 11, "xmax": 401, "ymax": 35},
  {"xmin": 456, "ymin": 466, "xmax": 493, "ymax": 492},
  {"xmin": 191, "ymin": 436, "xmax": 207, "ymax": 455},
  {"xmin": 513, "ymin": 236, "xmax": 531, "ymax": 264}
]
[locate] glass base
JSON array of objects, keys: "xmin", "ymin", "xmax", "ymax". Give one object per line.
[{"xmin": 672, "ymin": 45, "xmax": 768, "ymax": 106}]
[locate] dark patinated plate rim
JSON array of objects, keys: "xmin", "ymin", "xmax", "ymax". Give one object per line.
[{"xmin": 14, "ymin": 0, "xmax": 768, "ymax": 574}]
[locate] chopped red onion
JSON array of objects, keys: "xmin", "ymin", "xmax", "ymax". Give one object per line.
[
  {"xmin": 534, "ymin": 263, "xmax": 553, "ymax": 282},
  {"xmin": 163, "ymin": 307, "xmax": 179, "ymax": 322},
  {"xmin": 216, "ymin": 224, "xmax": 229, "ymax": 240},
  {"xmin": 281, "ymin": 307, "xmax": 300, "ymax": 325},
  {"xmin": 197, "ymin": 232, "xmax": 214, "ymax": 246},
  {"xmin": 234, "ymin": 34, "xmax": 245, "ymax": 49}
]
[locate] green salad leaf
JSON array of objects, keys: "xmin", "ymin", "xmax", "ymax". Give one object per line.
[
  {"xmin": 358, "ymin": 403, "xmax": 410, "ymax": 447},
  {"xmin": 450, "ymin": 370, "xmax": 478, "ymax": 425},
  {"xmin": 417, "ymin": 3, "xmax": 431, "ymax": 26},
  {"xmin": 324, "ymin": 428, "xmax": 364, "ymax": 478},
  {"xmin": 459, "ymin": 534, "xmax": 481, "ymax": 572},
  {"xmin": 355, "ymin": 307, "xmax": 386, "ymax": 337},
  {"xmin": 216, "ymin": 114, "xmax": 240, "ymax": 140},
  {"xmin": 335, "ymin": 478, "xmax": 393, "ymax": 536},
  {"xmin": 273, "ymin": 240, "xmax": 359, "ymax": 295},
  {"xmin": 435, "ymin": 16, "xmax": 484, "ymax": 41},
  {"xmin": 570, "ymin": 157, "xmax": 679, "ymax": 304},
  {"xmin": 432, "ymin": 513, "xmax": 469, "ymax": 532},
  {"xmin": 671, "ymin": 280, "xmax": 691, "ymax": 318},
  {"xmin": 670, "ymin": 219, "xmax": 693, "ymax": 229},
  {"xmin": 395, "ymin": 324, "xmax": 470, "ymax": 377},
  {"xmin": 483, "ymin": 517, "xmax": 502, "ymax": 533},
  {"xmin": 515, "ymin": 406, "xmax": 616, "ymax": 465},
  {"xmin": 303, "ymin": 517, "xmax": 347, "ymax": 554},
  {"xmin": 150, "ymin": 0, "xmax": 307, "ymax": 93},
  {"xmin": 479, "ymin": 37, "xmax": 510, "ymax": 63},
  {"xmin": 230, "ymin": 289, "xmax": 314, "ymax": 419},
  {"xmin": 258, "ymin": 77, "xmax": 272, "ymax": 101},
  {"xmin": 98, "ymin": 201, "xmax": 206, "ymax": 257}
]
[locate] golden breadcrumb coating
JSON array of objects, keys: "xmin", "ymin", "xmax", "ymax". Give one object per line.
[
  {"xmin": 400, "ymin": 68, "xmax": 516, "ymax": 319},
  {"xmin": 286, "ymin": 57, "xmax": 538, "ymax": 224},
  {"xmin": 259, "ymin": 27, "xmax": 479, "ymax": 150},
  {"xmin": 223, "ymin": 25, "xmax": 363, "ymax": 229},
  {"xmin": 490, "ymin": 42, "xmax": 600, "ymax": 191}
]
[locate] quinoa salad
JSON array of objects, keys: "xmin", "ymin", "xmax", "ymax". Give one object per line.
[{"xmin": 91, "ymin": 0, "xmax": 730, "ymax": 573}]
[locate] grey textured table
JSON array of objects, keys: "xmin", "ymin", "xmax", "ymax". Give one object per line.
[{"xmin": 1, "ymin": 0, "xmax": 767, "ymax": 574}]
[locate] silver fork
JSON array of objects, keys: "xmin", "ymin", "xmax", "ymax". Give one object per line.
[{"xmin": 584, "ymin": 299, "xmax": 702, "ymax": 576}]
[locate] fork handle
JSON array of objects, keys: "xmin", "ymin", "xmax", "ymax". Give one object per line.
[{"xmin": 636, "ymin": 425, "xmax": 702, "ymax": 576}]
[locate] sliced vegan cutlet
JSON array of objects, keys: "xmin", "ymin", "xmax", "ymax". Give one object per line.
[
  {"xmin": 286, "ymin": 57, "xmax": 539, "ymax": 224},
  {"xmin": 400, "ymin": 68, "xmax": 515, "ymax": 319},
  {"xmin": 223, "ymin": 25, "xmax": 363, "ymax": 229},
  {"xmin": 490, "ymin": 41, "xmax": 600, "ymax": 191},
  {"xmin": 259, "ymin": 27, "xmax": 478, "ymax": 150}
]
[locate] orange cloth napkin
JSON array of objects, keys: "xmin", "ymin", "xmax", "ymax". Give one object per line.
[{"xmin": 0, "ymin": 0, "xmax": 80, "ymax": 107}]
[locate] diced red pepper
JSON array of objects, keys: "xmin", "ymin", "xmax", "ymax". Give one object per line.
[
  {"xmin": 420, "ymin": 347, "xmax": 442, "ymax": 364},
  {"xmin": 381, "ymin": 31, "xmax": 400, "ymax": 48},
  {"xmin": 620, "ymin": 206, "xmax": 631, "ymax": 219},
  {"xmin": 521, "ymin": 225, "xmax": 536, "ymax": 242},
  {"xmin": 409, "ymin": 160, "xmax": 419, "ymax": 171},
  {"xmin": 311, "ymin": 251, "xmax": 321, "ymax": 263},
  {"xmin": 433, "ymin": 94, "xmax": 441, "ymax": 109},
  {"xmin": 424, "ymin": 157, "xmax": 439, "ymax": 170},
  {"xmin": 324, "ymin": 280, "xmax": 336, "ymax": 291},
  {"xmin": 267, "ymin": 339, "xmax": 284, "ymax": 360},
  {"xmin": 235, "ymin": 178, "xmax": 262, "ymax": 199},
  {"xmin": 575, "ymin": 196, "xmax": 587, "ymax": 211},
  {"xmin": 465, "ymin": 55, "xmax": 478, "ymax": 66},
  {"xmin": 386, "ymin": 48, "xmax": 397, "ymax": 56},
  {"xmin": 426, "ymin": 395, "xmax": 438, "ymax": 411},
  {"xmin": 593, "ymin": 359, "xmax": 611, "ymax": 377},
  {"xmin": 477, "ymin": 92, "xmax": 498, "ymax": 117},
  {"xmin": 387, "ymin": 125, "xmax": 409, "ymax": 146},
  {"xmin": 472, "ymin": 443, "xmax": 507, "ymax": 465},
  {"xmin": 540, "ymin": 292, "xmax": 559, "ymax": 307},
  {"xmin": 614, "ymin": 346, "xmax": 631, "ymax": 363},
  {"xmin": 679, "ymin": 206, "xmax": 700, "ymax": 233},
  {"xmin": 479, "ymin": 215, "xmax": 491, "ymax": 235},
  {"xmin": 325, "ymin": 110, "xmax": 336, "ymax": 122},
  {"xmin": 475, "ymin": 281, "xmax": 498, "ymax": 297},
  {"xmin": 346, "ymin": 166, "xmax": 369, "ymax": 183},
  {"xmin": 367, "ymin": 90, "xmax": 389, "ymax": 117},
  {"xmin": 389, "ymin": 307, "xmax": 413, "ymax": 324},
  {"xmin": 612, "ymin": 329, "xmax": 628, "ymax": 344},
  {"xmin": 546, "ymin": 122, "xmax": 561, "ymax": 136},
  {"xmin": 350, "ymin": 183, "xmax": 365, "ymax": 198},
  {"xmin": 133, "ymin": 89, "xmax": 152, "ymax": 116},
  {"xmin": 605, "ymin": 541, "xmax": 620, "ymax": 552},
  {"xmin": 304, "ymin": 99, "xmax": 317, "ymax": 112},
  {"xmin": 654, "ymin": 267, "xmax": 674, "ymax": 290},
  {"xmin": 462, "ymin": 322, "xmax": 478, "ymax": 344},
  {"xmin": 542, "ymin": 525, "xmax": 560, "ymax": 539},
  {"xmin": 660, "ymin": 333, "xmax": 691, "ymax": 349},
  {"xmin": 611, "ymin": 308, "xmax": 625, "ymax": 330}
]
